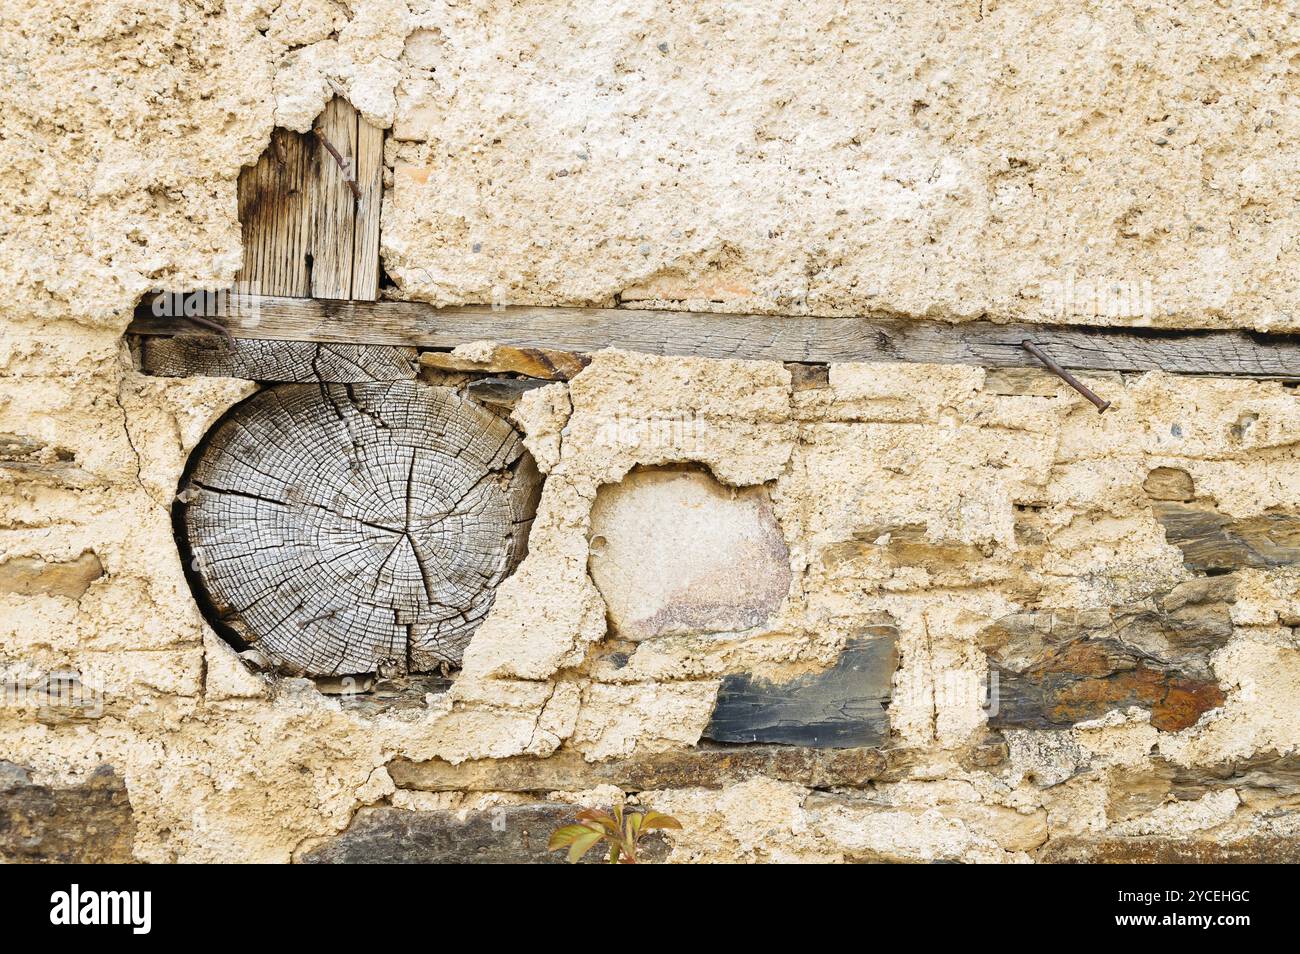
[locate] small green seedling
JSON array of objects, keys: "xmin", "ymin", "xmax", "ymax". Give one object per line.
[{"xmin": 548, "ymin": 805, "xmax": 681, "ymax": 864}]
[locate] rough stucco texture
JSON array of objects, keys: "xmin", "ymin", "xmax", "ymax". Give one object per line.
[{"xmin": 1, "ymin": 0, "xmax": 1299, "ymax": 862}]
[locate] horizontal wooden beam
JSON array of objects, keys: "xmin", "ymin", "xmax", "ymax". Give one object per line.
[{"xmin": 130, "ymin": 294, "xmax": 1300, "ymax": 379}]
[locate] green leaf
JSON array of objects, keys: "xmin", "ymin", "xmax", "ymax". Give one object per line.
[
  {"xmin": 548, "ymin": 824, "xmax": 596, "ymax": 851},
  {"xmin": 567, "ymin": 828, "xmax": 605, "ymax": 863},
  {"xmin": 575, "ymin": 808, "xmax": 621, "ymax": 835},
  {"xmin": 639, "ymin": 811, "xmax": 682, "ymax": 831}
]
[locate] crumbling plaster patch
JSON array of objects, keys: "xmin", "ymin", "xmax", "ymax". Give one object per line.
[{"xmin": 380, "ymin": 0, "xmax": 1300, "ymax": 330}]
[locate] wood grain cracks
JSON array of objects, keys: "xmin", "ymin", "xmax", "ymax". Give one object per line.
[
  {"xmin": 177, "ymin": 382, "xmax": 541, "ymax": 676},
  {"xmin": 235, "ymin": 98, "xmax": 382, "ymax": 301},
  {"xmin": 138, "ymin": 336, "xmax": 417, "ymax": 382}
]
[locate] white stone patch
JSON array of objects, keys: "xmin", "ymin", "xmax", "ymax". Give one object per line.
[{"xmin": 587, "ymin": 468, "xmax": 792, "ymax": 640}]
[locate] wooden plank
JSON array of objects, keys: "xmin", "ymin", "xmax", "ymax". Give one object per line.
[
  {"xmin": 351, "ymin": 114, "xmax": 384, "ymax": 301},
  {"xmin": 235, "ymin": 98, "xmax": 384, "ymax": 300},
  {"xmin": 139, "ymin": 336, "xmax": 416, "ymax": 382},
  {"xmin": 236, "ymin": 130, "xmax": 311, "ymax": 297},
  {"xmin": 308, "ymin": 97, "xmax": 357, "ymax": 299},
  {"xmin": 131, "ymin": 295, "xmax": 1300, "ymax": 378}
]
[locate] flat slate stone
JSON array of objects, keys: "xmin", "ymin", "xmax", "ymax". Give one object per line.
[
  {"xmin": 0, "ymin": 763, "xmax": 135, "ymax": 863},
  {"xmin": 980, "ymin": 579, "xmax": 1234, "ymax": 732},
  {"xmin": 704, "ymin": 629, "xmax": 899, "ymax": 748},
  {"xmin": 1038, "ymin": 834, "xmax": 1300, "ymax": 864},
  {"xmin": 389, "ymin": 744, "xmax": 911, "ymax": 793},
  {"xmin": 301, "ymin": 803, "xmax": 668, "ymax": 864},
  {"xmin": 1153, "ymin": 501, "xmax": 1300, "ymax": 571}
]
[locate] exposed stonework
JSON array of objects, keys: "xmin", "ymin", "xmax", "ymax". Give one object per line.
[
  {"xmin": 705, "ymin": 631, "xmax": 898, "ymax": 747},
  {"xmin": 0, "ymin": 551, "xmax": 103, "ymax": 600},
  {"xmin": 1143, "ymin": 466, "xmax": 1196, "ymax": 503},
  {"xmin": 0, "ymin": 763, "xmax": 135, "ymax": 863},
  {"xmin": 3, "ymin": 0, "xmax": 1300, "ymax": 864},
  {"xmin": 419, "ymin": 342, "xmax": 590, "ymax": 381},
  {"xmin": 1154, "ymin": 501, "xmax": 1300, "ymax": 572},
  {"xmin": 389, "ymin": 744, "xmax": 910, "ymax": 793},
  {"xmin": 981, "ymin": 576, "xmax": 1235, "ymax": 732}
]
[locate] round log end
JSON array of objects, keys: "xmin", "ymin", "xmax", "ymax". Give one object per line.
[{"xmin": 179, "ymin": 382, "xmax": 540, "ymax": 676}]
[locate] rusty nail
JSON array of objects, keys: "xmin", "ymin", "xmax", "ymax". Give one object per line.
[
  {"xmin": 313, "ymin": 129, "xmax": 362, "ymax": 200},
  {"xmin": 1021, "ymin": 340, "xmax": 1111, "ymax": 413},
  {"xmin": 182, "ymin": 313, "xmax": 234, "ymax": 345}
]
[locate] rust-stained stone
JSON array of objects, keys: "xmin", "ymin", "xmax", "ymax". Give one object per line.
[
  {"xmin": 0, "ymin": 763, "xmax": 135, "ymax": 863},
  {"xmin": 587, "ymin": 466, "xmax": 792, "ymax": 640},
  {"xmin": 981, "ymin": 580, "xmax": 1234, "ymax": 732},
  {"xmin": 1154, "ymin": 501, "xmax": 1300, "ymax": 571},
  {"xmin": 0, "ymin": 551, "xmax": 104, "ymax": 600},
  {"xmin": 419, "ymin": 344, "xmax": 590, "ymax": 380}
]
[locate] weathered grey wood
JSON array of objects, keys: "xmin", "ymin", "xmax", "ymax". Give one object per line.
[
  {"xmin": 180, "ymin": 382, "xmax": 541, "ymax": 675},
  {"xmin": 351, "ymin": 115, "xmax": 384, "ymax": 301},
  {"xmin": 132, "ymin": 294, "xmax": 1300, "ymax": 378},
  {"xmin": 704, "ymin": 630, "xmax": 899, "ymax": 748},
  {"xmin": 139, "ymin": 336, "xmax": 417, "ymax": 382},
  {"xmin": 236, "ymin": 128, "xmax": 312, "ymax": 298},
  {"xmin": 308, "ymin": 97, "xmax": 360, "ymax": 299},
  {"xmin": 235, "ymin": 98, "xmax": 383, "ymax": 300}
]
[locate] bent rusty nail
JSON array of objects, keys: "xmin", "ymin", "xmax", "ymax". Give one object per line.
[
  {"xmin": 182, "ymin": 313, "xmax": 234, "ymax": 345},
  {"xmin": 313, "ymin": 129, "xmax": 362, "ymax": 200},
  {"xmin": 1021, "ymin": 340, "xmax": 1111, "ymax": 413}
]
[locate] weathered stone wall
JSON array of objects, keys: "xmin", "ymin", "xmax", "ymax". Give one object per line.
[{"xmin": 2, "ymin": 0, "xmax": 1299, "ymax": 862}]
